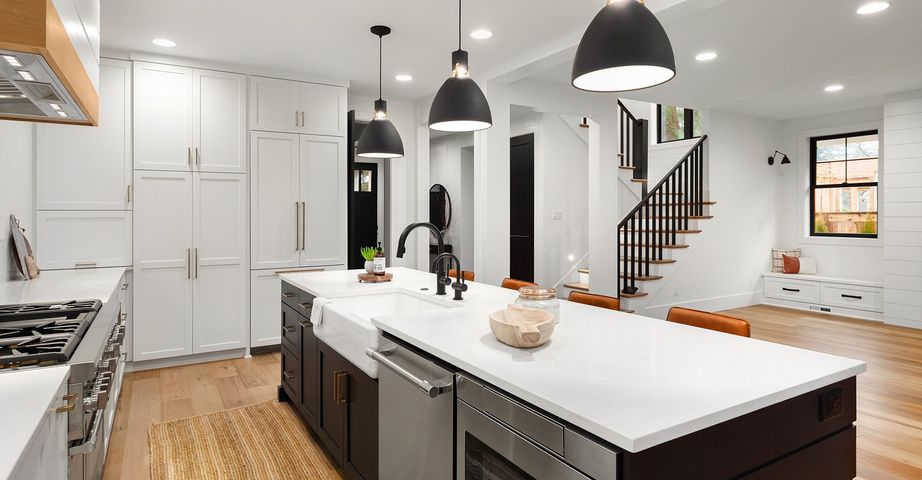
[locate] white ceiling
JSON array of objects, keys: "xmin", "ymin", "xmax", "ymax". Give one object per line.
[
  {"xmin": 99, "ymin": 0, "xmax": 610, "ymax": 102},
  {"xmin": 528, "ymin": 0, "xmax": 922, "ymax": 119}
]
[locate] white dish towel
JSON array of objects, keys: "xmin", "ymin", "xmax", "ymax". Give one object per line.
[{"xmin": 310, "ymin": 297, "xmax": 332, "ymax": 325}]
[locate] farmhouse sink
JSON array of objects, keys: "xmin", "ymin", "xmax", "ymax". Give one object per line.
[{"xmin": 314, "ymin": 291, "xmax": 456, "ymax": 378}]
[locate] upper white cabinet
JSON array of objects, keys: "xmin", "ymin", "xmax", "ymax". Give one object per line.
[
  {"xmin": 193, "ymin": 69, "xmax": 247, "ymax": 173},
  {"xmin": 135, "ymin": 62, "xmax": 246, "ymax": 173},
  {"xmin": 35, "ymin": 211, "xmax": 132, "ymax": 270},
  {"xmin": 133, "ymin": 170, "xmax": 247, "ymax": 361},
  {"xmin": 250, "ymin": 132, "xmax": 346, "ymax": 270},
  {"xmin": 36, "ymin": 58, "xmax": 131, "ymax": 210},
  {"xmin": 134, "ymin": 62, "xmax": 194, "ymax": 171},
  {"xmin": 250, "ymin": 76, "xmax": 346, "ymax": 136}
]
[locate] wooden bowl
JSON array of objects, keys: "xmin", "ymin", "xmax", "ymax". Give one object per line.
[{"xmin": 489, "ymin": 305, "xmax": 555, "ymax": 348}]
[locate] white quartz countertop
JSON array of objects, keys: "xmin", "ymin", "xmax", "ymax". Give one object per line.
[
  {"xmin": 0, "ymin": 366, "xmax": 69, "ymax": 479},
  {"xmin": 282, "ymin": 267, "xmax": 867, "ymax": 453},
  {"xmin": 0, "ymin": 267, "xmax": 126, "ymax": 305}
]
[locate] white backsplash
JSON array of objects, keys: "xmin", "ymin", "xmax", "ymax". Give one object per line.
[{"xmin": 0, "ymin": 121, "xmax": 35, "ymax": 281}]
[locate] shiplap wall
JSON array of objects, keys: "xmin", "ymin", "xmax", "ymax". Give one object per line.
[{"xmin": 883, "ymin": 97, "xmax": 922, "ymax": 328}]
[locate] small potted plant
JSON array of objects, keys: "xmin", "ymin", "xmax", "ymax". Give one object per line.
[{"xmin": 360, "ymin": 246, "xmax": 376, "ymax": 274}]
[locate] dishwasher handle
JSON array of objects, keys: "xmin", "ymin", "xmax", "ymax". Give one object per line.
[{"xmin": 367, "ymin": 348, "xmax": 450, "ymax": 398}]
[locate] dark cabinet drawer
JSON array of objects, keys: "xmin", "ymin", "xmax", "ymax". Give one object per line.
[
  {"xmin": 281, "ymin": 281, "xmax": 301, "ymax": 310},
  {"xmin": 300, "ymin": 316, "xmax": 320, "ymax": 424},
  {"xmin": 294, "ymin": 290, "xmax": 315, "ymax": 318},
  {"xmin": 281, "ymin": 304, "xmax": 301, "ymax": 354},
  {"xmin": 281, "ymin": 346, "xmax": 301, "ymax": 404}
]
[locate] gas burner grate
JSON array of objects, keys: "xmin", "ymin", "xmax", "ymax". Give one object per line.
[{"xmin": 0, "ymin": 299, "xmax": 101, "ymax": 368}]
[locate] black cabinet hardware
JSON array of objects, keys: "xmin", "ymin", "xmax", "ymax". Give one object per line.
[
  {"xmin": 841, "ymin": 294, "xmax": 862, "ymax": 300},
  {"xmin": 782, "ymin": 287, "xmax": 800, "ymax": 293}
]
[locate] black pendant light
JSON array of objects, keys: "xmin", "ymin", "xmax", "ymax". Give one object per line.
[
  {"xmin": 357, "ymin": 25, "xmax": 405, "ymax": 159},
  {"xmin": 572, "ymin": 0, "xmax": 676, "ymax": 92},
  {"xmin": 428, "ymin": 0, "xmax": 492, "ymax": 132}
]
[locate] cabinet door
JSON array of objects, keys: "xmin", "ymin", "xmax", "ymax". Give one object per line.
[
  {"xmin": 133, "ymin": 171, "xmax": 193, "ymax": 360},
  {"xmin": 319, "ymin": 342, "xmax": 347, "ymax": 463},
  {"xmin": 250, "ymin": 269, "xmax": 282, "ymax": 347},
  {"xmin": 251, "ymin": 131, "xmax": 301, "ymax": 269},
  {"xmin": 193, "ymin": 69, "xmax": 247, "ymax": 173},
  {"xmin": 134, "ymin": 62, "xmax": 193, "ymax": 171},
  {"xmin": 34, "ymin": 211, "xmax": 132, "ymax": 269},
  {"xmin": 300, "ymin": 135, "xmax": 346, "ymax": 267},
  {"xmin": 249, "ymin": 76, "xmax": 300, "ymax": 134},
  {"xmin": 345, "ymin": 366, "xmax": 379, "ymax": 480},
  {"xmin": 192, "ymin": 173, "xmax": 247, "ymax": 353},
  {"xmin": 300, "ymin": 316, "xmax": 320, "ymax": 424},
  {"xmin": 299, "ymin": 83, "xmax": 346, "ymax": 137},
  {"xmin": 36, "ymin": 59, "xmax": 131, "ymax": 210},
  {"xmin": 10, "ymin": 378, "xmax": 69, "ymax": 480}
]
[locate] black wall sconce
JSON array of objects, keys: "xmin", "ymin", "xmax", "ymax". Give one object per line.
[{"xmin": 768, "ymin": 150, "xmax": 791, "ymax": 166}]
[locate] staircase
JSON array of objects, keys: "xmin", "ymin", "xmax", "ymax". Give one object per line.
[{"xmin": 565, "ymin": 102, "xmax": 713, "ymax": 313}]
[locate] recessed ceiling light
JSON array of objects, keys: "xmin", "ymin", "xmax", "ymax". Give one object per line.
[
  {"xmin": 2, "ymin": 55, "xmax": 23, "ymax": 67},
  {"xmin": 695, "ymin": 51, "xmax": 718, "ymax": 61},
  {"xmin": 470, "ymin": 29, "xmax": 493, "ymax": 40},
  {"xmin": 395, "ymin": 74, "xmax": 413, "ymax": 82},
  {"xmin": 17, "ymin": 70, "xmax": 35, "ymax": 81},
  {"xmin": 49, "ymin": 103, "xmax": 61, "ymax": 110},
  {"xmin": 57, "ymin": 111, "xmax": 68, "ymax": 117},
  {"xmin": 856, "ymin": 2, "xmax": 889, "ymax": 15},
  {"xmin": 152, "ymin": 38, "xmax": 176, "ymax": 48},
  {"xmin": 824, "ymin": 84, "xmax": 845, "ymax": 92}
]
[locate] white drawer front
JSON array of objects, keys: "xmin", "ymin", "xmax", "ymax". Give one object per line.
[
  {"xmin": 764, "ymin": 277, "xmax": 819, "ymax": 303},
  {"xmin": 820, "ymin": 283, "xmax": 883, "ymax": 313}
]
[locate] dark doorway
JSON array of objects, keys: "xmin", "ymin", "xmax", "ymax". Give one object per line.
[
  {"xmin": 350, "ymin": 162, "xmax": 378, "ymax": 268},
  {"xmin": 509, "ymin": 134, "xmax": 535, "ymax": 282}
]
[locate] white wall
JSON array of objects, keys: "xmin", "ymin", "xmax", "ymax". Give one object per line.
[
  {"xmin": 641, "ymin": 110, "xmax": 783, "ymax": 317},
  {"xmin": 882, "ymin": 96, "xmax": 922, "ymax": 328},
  {"xmin": 776, "ymin": 107, "xmax": 884, "ymax": 282},
  {"xmin": 348, "ymin": 95, "xmax": 418, "ymax": 269},
  {"xmin": 429, "ymin": 132, "xmax": 474, "ymax": 271},
  {"xmin": 0, "ymin": 121, "xmax": 35, "ymax": 281}
]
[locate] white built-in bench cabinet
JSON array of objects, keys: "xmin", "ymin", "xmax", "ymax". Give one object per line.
[{"xmin": 762, "ymin": 273, "xmax": 883, "ymax": 321}]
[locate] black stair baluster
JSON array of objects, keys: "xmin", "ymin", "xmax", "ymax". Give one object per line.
[
  {"xmin": 684, "ymin": 159, "xmax": 690, "ymax": 230},
  {"xmin": 699, "ymin": 144, "xmax": 704, "ymax": 216}
]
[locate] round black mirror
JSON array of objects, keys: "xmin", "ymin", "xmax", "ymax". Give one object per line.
[{"xmin": 429, "ymin": 184, "xmax": 452, "ymax": 232}]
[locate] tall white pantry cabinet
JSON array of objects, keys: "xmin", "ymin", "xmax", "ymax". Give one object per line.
[{"xmin": 248, "ymin": 76, "xmax": 347, "ymax": 349}]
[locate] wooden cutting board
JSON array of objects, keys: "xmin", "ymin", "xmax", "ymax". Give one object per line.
[{"xmin": 357, "ymin": 272, "xmax": 393, "ymax": 283}]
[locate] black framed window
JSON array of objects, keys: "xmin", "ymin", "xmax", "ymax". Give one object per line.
[
  {"xmin": 810, "ymin": 130, "xmax": 879, "ymax": 238},
  {"xmin": 657, "ymin": 105, "xmax": 702, "ymax": 143}
]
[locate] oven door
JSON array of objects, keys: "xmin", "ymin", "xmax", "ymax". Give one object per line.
[{"xmin": 456, "ymin": 400, "xmax": 592, "ymax": 480}]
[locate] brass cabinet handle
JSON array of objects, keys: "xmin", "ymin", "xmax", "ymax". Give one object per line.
[
  {"xmin": 193, "ymin": 248, "xmax": 199, "ymax": 279},
  {"xmin": 295, "ymin": 111, "xmax": 299, "ymax": 127},
  {"xmin": 335, "ymin": 371, "xmax": 349, "ymax": 405},
  {"xmin": 55, "ymin": 394, "xmax": 76, "ymax": 413},
  {"xmin": 188, "ymin": 146, "xmax": 193, "ymax": 166},
  {"xmin": 274, "ymin": 267, "xmax": 326, "ymax": 275},
  {"xmin": 299, "ymin": 111, "xmax": 305, "ymax": 128},
  {"xmin": 300, "ymin": 202, "xmax": 306, "ymax": 251},
  {"xmin": 298, "ymin": 320, "xmax": 311, "ymax": 328},
  {"xmin": 195, "ymin": 147, "xmax": 200, "ymax": 166},
  {"xmin": 281, "ymin": 292, "xmax": 295, "ymax": 298},
  {"xmin": 298, "ymin": 302, "xmax": 312, "ymax": 311},
  {"xmin": 75, "ymin": 262, "xmax": 97, "ymax": 269},
  {"xmin": 282, "ymin": 325, "xmax": 295, "ymax": 333},
  {"xmin": 283, "ymin": 370, "xmax": 295, "ymax": 380},
  {"xmin": 295, "ymin": 202, "xmax": 301, "ymax": 251},
  {"xmin": 186, "ymin": 248, "xmax": 191, "ymax": 279}
]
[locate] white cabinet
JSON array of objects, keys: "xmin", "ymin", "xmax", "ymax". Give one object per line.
[
  {"xmin": 250, "ymin": 76, "xmax": 346, "ymax": 136},
  {"xmin": 193, "ymin": 69, "xmax": 247, "ymax": 173},
  {"xmin": 762, "ymin": 273, "xmax": 884, "ymax": 320},
  {"xmin": 300, "ymin": 135, "xmax": 346, "ymax": 266},
  {"xmin": 36, "ymin": 58, "xmax": 132, "ymax": 210},
  {"xmin": 250, "ymin": 131, "xmax": 300, "ymax": 270},
  {"xmin": 9, "ymin": 374, "xmax": 69, "ymax": 480},
  {"xmin": 135, "ymin": 62, "xmax": 246, "ymax": 173},
  {"xmin": 133, "ymin": 171, "xmax": 194, "ymax": 360},
  {"xmin": 134, "ymin": 62, "xmax": 194, "ymax": 171},
  {"xmin": 192, "ymin": 173, "xmax": 247, "ymax": 352},
  {"xmin": 34, "ymin": 211, "xmax": 132, "ymax": 269},
  {"xmin": 250, "ymin": 132, "xmax": 346, "ymax": 269},
  {"xmin": 133, "ymin": 171, "xmax": 247, "ymax": 361},
  {"xmin": 250, "ymin": 265, "xmax": 345, "ymax": 348}
]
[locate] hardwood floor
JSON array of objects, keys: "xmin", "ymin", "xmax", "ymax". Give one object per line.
[
  {"xmin": 103, "ymin": 352, "xmax": 344, "ymax": 480},
  {"xmin": 722, "ymin": 305, "xmax": 922, "ymax": 480},
  {"xmin": 105, "ymin": 306, "xmax": 920, "ymax": 480}
]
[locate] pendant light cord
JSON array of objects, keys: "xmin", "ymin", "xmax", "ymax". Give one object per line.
[
  {"xmin": 378, "ymin": 35, "xmax": 383, "ymax": 100},
  {"xmin": 458, "ymin": 0, "xmax": 462, "ymax": 50}
]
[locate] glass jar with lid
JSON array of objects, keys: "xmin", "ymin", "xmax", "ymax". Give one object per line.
[{"xmin": 514, "ymin": 286, "xmax": 561, "ymax": 324}]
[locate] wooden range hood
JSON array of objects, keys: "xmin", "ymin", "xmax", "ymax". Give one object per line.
[{"xmin": 0, "ymin": 0, "xmax": 100, "ymax": 126}]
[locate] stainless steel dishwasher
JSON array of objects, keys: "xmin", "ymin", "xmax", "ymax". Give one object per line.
[{"xmin": 367, "ymin": 337, "xmax": 455, "ymax": 480}]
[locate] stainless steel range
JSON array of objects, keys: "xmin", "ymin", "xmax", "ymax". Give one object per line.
[{"xmin": 0, "ymin": 292, "xmax": 127, "ymax": 480}]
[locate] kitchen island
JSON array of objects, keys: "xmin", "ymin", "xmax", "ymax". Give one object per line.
[{"xmin": 280, "ymin": 267, "xmax": 866, "ymax": 479}]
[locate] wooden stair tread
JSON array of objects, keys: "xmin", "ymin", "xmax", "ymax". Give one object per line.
[
  {"xmin": 623, "ymin": 229, "xmax": 702, "ymax": 234},
  {"xmin": 563, "ymin": 282, "xmax": 590, "ymax": 291},
  {"xmin": 578, "ymin": 268, "xmax": 590, "ymax": 274},
  {"xmin": 619, "ymin": 258, "xmax": 677, "ymax": 264},
  {"xmin": 618, "ymin": 165, "xmax": 635, "ymax": 170},
  {"xmin": 621, "ymin": 243, "xmax": 689, "ymax": 249},
  {"xmin": 630, "ymin": 178, "xmax": 648, "ymax": 183},
  {"xmin": 649, "ymin": 215, "xmax": 713, "ymax": 220},
  {"xmin": 620, "ymin": 291, "xmax": 648, "ymax": 298}
]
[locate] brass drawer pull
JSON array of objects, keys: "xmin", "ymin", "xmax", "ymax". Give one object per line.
[
  {"xmin": 282, "ymin": 326, "xmax": 296, "ymax": 333},
  {"xmin": 282, "ymin": 370, "xmax": 295, "ymax": 380},
  {"xmin": 298, "ymin": 320, "xmax": 311, "ymax": 328},
  {"xmin": 298, "ymin": 302, "xmax": 312, "ymax": 310},
  {"xmin": 55, "ymin": 394, "xmax": 76, "ymax": 413},
  {"xmin": 281, "ymin": 292, "xmax": 295, "ymax": 298}
]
